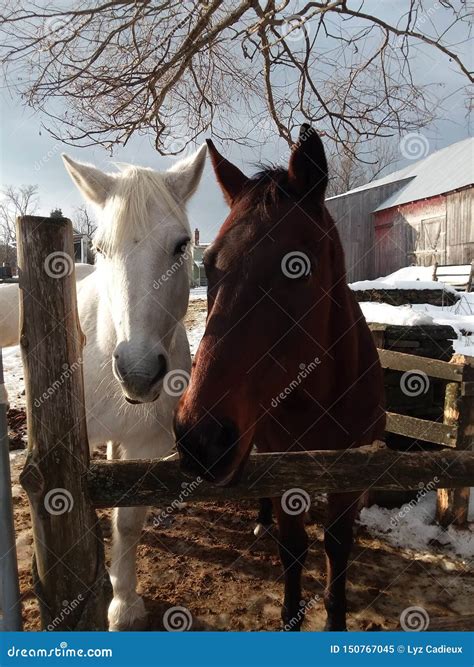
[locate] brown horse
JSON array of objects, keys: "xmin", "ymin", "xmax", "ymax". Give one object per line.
[{"xmin": 175, "ymin": 125, "xmax": 385, "ymax": 631}]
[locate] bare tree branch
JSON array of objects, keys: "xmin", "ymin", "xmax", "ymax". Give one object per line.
[{"xmin": 0, "ymin": 1, "xmax": 470, "ymax": 155}]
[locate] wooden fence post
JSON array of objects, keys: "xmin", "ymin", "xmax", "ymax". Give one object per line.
[
  {"xmin": 16, "ymin": 216, "xmax": 110, "ymax": 630},
  {"xmin": 437, "ymin": 353, "xmax": 474, "ymax": 527}
]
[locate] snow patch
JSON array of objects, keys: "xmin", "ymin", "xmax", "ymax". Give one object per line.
[
  {"xmin": 187, "ymin": 311, "xmax": 207, "ymax": 357},
  {"xmin": 350, "ymin": 279, "xmax": 455, "ymax": 293},
  {"xmin": 190, "ymin": 286, "xmax": 207, "ymax": 301},
  {"xmin": 2, "ymin": 346, "xmax": 24, "ymax": 409},
  {"xmin": 380, "ymin": 266, "xmax": 435, "ymax": 282},
  {"xmin": 360, "ymin": 302, "xmax": 434, "ymax": 326},
  {"xmin": 360, "ymin": 492, "xmax": 474, "ymax": 561},
  {"xmin": 350, "ymin": 264, "xmax": 457, "ymax": 294}
]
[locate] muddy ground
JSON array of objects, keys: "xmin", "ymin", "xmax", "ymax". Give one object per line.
[{"xmin": 6, "ymin": 298, "xmax": 474, "ymax": 632}]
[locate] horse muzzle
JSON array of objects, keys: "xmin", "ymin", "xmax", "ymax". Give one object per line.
[
  {"xmin": 175, "ymin": 417, "xmax": 241, "ymax": 485},
  {"xmin": 112, "ymin": 345, "xmax": 168, "ymax": 403}
]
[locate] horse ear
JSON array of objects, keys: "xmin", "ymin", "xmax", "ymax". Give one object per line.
[
  {"xmin": 166, "ymin": 144, "xmax": 207, "ymax": 204},
  {"xmin": 62, "ymin": 155, "xmax": 113, "ymax": 207},
  {"xmin": 288, "ymin": 124, "xmax": 328, "ymax": 199},
  {"xmin": 206, "ymin": 139, "xmax": 249, "ymax": 206}
]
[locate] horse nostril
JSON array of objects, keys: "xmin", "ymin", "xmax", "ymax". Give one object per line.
[
  {"xmin": 151, "ymin": 354, "xmax": 168, "ymax": 385},
  {"xmin": 176, "ymin": 418, "xmax": 239, "ymax": 480},
  {"xmin": 113, "ymin": 353, "xmax": 125, "ymax": 381}
]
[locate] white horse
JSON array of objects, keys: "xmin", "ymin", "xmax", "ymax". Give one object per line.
[{"xmin": 0, "ymin": 145, "xmax": 207, "ymax": 630}]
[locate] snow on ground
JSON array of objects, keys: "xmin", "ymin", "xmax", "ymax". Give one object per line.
[
  {"xmin": 2, "ymin": 345, "xmax": 24, "ymax": 409},
  {"xmin": 351, "ymin": 279, "xmax": 458, "ymax": 293},
  {"xmin": 190, "ymin": 286, "xmax": 207, "ymax": 301},
  {"xmin": 350, "ymin": 265, "xmax": 457, "ymax": 294},
  {"xmin": 359, "ymin": 293, "xmax": 474, "ymax": 356},
  {"xmin": 359, "ymin": 302, "xmax": 434, "ymax": 327},
  {"xmin": 186, "ymin": 305, "xmax": 207, "ymax": 357},
  {"xmin": 377, "ymin": 265, "xmax": 436, "ymax": 282},
  {"xmin": 351, "ymin": 265, "xmax": 474, "ymax": 356},
  {"xmin": 359, "ymin": 492, "xmax": 474, "ymax": 561}
]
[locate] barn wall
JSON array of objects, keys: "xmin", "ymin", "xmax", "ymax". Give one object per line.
[
  {"xmin": 373, "ymin": 186, "xmax": 473, "ymax": 275},
  {"xmin": 325, "ymin": 179, "xmax": 412, "ymax": 282},
  {"xmin": 374, "ymin": 196, "xmax": 446, "ymax": 274},
  {"xmin": 446, "ymin": 188, "xmax": 474, "ymax": 263}
]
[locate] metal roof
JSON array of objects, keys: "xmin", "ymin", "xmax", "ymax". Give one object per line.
[{"xmin": 327, "ymin": 137, "xmax": 473, "ymax": 211}]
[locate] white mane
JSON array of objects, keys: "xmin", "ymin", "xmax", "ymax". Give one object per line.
[{"xmin": 95, "ymin": 164, "xmax": 190, "ymax": 253}]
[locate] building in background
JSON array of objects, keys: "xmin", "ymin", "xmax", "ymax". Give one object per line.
[
  {"xmin": 326, "ymin": 138, "xmax": 473, "ymax": 281},
  {"xmin": 192, "ymin": 228, "xmax": 210, "ymax": 287},
  {"xmin": 73, "ymin": 232, "xmax": 95, "ymax": 264}
]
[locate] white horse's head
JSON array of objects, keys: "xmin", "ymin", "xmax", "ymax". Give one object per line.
[{"xmin": 62, "ymin": 146, "xmax": 206, "ymax": 404}]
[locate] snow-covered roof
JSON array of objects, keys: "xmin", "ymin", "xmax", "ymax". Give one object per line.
[{"xmin": 327, "ymin": 137, "xmax": 474, "ymax": 211}]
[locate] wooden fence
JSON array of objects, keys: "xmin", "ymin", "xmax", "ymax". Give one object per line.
[
  {"xmin": 375, "ymin": 346, "xmax": 474, "ymax": 526},
  {"xmin": 13, "ymin": 216, "xmax": 474, "ymax": 631}
]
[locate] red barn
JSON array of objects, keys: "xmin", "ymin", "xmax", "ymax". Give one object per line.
[{"xmin": 326, "ymin": 138, "xmax": 473, "ymax": 282}]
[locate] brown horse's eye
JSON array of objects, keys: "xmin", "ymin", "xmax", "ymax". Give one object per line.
[{"xmin": 173, "ymin": 237, "xmax": 190, "ymax": 256}]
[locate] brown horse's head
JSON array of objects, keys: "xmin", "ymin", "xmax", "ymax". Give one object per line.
[{"xmin": 175, "ymin": 125, "xmax": 384, "ymax": 485}]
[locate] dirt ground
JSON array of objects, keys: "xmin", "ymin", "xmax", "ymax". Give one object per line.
[{"xmin": 6, "ymin": 298, "xmax": 474, "ymax": 632}]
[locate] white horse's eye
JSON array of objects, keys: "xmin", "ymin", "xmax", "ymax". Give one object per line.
[
  {"xmin": 173, "ymin": 238, "xmax": 190, "ymax": 255},
  {"xmin": 95, "ymin": 245, "xmax": 105, "ymax": 257}
]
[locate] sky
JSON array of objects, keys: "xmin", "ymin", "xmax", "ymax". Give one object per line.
[{"xmin": 0, "ymin": 3, "xmax": 471, "ymax": 244}]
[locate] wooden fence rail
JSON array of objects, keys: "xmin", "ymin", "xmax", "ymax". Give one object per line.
[
  {"xmin": 88, "ymin": 445, "xmax": 474, "ymax": 508},
  {"xmin": 375, "ymin": 345, "xmax": 474, "ymax": 526}
]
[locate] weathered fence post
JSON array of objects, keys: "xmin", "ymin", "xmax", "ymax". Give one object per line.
[
  {"xmin": 16, "ymin": 216, "xmax": 110, "ymax": 630},
  {"xmin": 0, "ymin": 348, "xmax": 23, "ymax": 631},
  {"xmin": 437, "ymin": 353, "xmax": 474, "ymax": 527}
]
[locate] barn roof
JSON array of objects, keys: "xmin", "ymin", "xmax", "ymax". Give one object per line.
[{"xmin": 327, "ymin": 137, "xmax": 473, "ymax": 211}]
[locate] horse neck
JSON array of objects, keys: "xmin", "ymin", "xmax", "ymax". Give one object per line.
[{"xmin": 78, "ymin": 270, "xmax": 117, "ymax": 356}]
